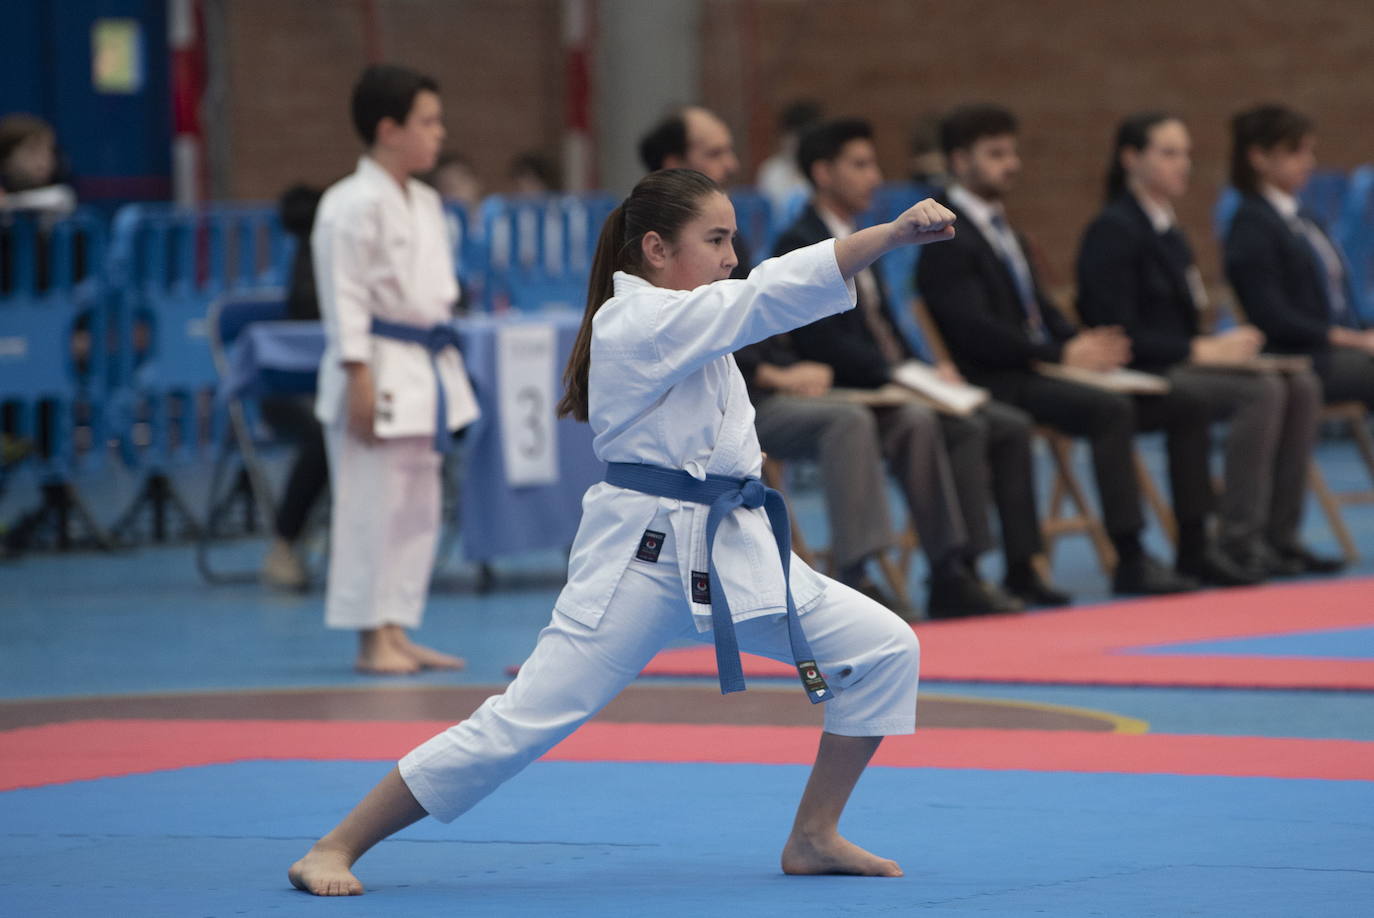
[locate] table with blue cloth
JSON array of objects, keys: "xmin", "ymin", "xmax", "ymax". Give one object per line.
[{"xmin": 221, "ymin": 313, "xmax": 603, "ymax": 562}]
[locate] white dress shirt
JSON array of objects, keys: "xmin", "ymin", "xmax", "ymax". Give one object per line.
[
  {"xmin": 554, "ymin": 240, "xmax": 857, "ymax": 630},
  {"xmin": 312, "ymin": 156, "xmax": 478, "ymax": 436}
]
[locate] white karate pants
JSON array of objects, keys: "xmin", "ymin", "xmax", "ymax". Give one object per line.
[
  {"xmin": 323, "ymin": 425, "xmax": 442, "ymax": 631},
  {"xmin": 400, "ymin": 514, "xmax": 919, "ymax": 823}
]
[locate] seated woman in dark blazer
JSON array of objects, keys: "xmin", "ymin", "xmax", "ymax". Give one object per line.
[
  {"xmin": 1224, "ymin": 104, "xmax": 1374, "ymax": 407},
  {"xmin": 1077, "ymin": 112, "xmax": 1338, "ymax": 577}
]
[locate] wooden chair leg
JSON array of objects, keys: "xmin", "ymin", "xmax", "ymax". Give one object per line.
[
  {"xmin": 1041, "ymin": 432, "xmax": 1117, "ymax": 575},
  {"xmin": 1309, "ymin": 461, "xmax": 1359, "ymax": 563},
  {"xmin": 1134, "ymin": 450, "xmax": 1177, "ymax": 546}
]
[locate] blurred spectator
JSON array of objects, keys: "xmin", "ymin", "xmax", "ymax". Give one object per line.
[
  {"xmin": 755, "ymin": 99, "xmax": 822, "ymax": 215},
  {"xmin": 1224, "ymin": 104, "xmax": 1374, "ymax": 412},
  {"xmin": 907, "ymin": 112, "xmax": 950, "ymax": 188},
  {"xmin": 0, "ymin": 114, "xmax": 76, "ymax": 218},
  {"xmin": 917, "ymin": 104, "xmax": 1243, "ymax": 595},
  {"xmin": 638, "ymin": 105, "xmax": 747, "ymax": 273},
  {"xmin": 1077, "ymin": 112, "xmax": 1337, "ymax": 578},
  {"xmin": 508, "ymin": 150, "xmax": 561, "ymax": 195},
  {"xmin": 260, "ymin": 183, "xmax": 328, "ymax": 591},
  {"xmin": 423, "ymin": 151, "xmax": 484, "ymax": 217}
]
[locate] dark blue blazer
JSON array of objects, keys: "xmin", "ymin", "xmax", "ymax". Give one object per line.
[
  {"xmin": 914, "ymin": 197, "xmax": 1076, "ymax": 378},
  {"xmin": 769, "ymin": 203, "xmax": 910, "ymax": 389},
  {"xmin": 1223, "ymin": 192, "xmax": 1358, "ymax": 365},
  {"xmin": 1075, "ymin": 194, "xmax": 1198, "ymax": 373}
]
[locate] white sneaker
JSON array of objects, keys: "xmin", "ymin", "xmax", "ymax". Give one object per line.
[{"xmin": 261, "ymin": 539, "xmax": 308, "ymax": 590}]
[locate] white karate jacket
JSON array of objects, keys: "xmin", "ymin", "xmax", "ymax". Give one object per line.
[
  {"xmin": 312, "ymin": 156, "xmax": 479, "ymax": 437},
  {"xmin": 554, "ymin": 239, "xmax": 857, "ymax": 630}
]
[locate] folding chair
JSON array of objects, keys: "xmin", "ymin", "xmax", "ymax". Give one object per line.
[
  {"xmin": 761, "ymin": 455, "xmax": 916, "ymax": 615},
  {"xmin": 197, "ymin": 289, "xmax": 324, "ymax": 583},
  {"xmin": 911, "ymin": 297, "xmax": 1175, "ymax": 577},
  {"xmin": 1307, "ymin": 401, "xmax": 1374, "ymax": 562}
]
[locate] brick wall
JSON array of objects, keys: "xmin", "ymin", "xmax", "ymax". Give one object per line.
[
  {"xmin": 220, "ymin": 0, "xmax": 563, "ymax": 202},
  {"xmin": 703, "ymin": 0, "xmax": 1374, "ymax": 285}
]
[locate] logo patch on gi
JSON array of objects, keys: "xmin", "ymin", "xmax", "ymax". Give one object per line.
[
  {"xmin": 797, "ymin": 659, "xmax": 830, "ymax": 700},
  {"xmin": 635, "ymin": 529, "xmax": 666, "ymax": 563},
  {"xmin": 691, "ymin": 571, "xmax": 711, "ymax": 604}
]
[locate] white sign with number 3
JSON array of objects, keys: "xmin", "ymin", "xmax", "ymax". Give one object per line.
[{"xmin": 496, "ymin": 321, "xmax": 559, "ymax": 487}]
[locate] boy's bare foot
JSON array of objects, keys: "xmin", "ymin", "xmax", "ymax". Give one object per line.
[
  {"xmin": 387, "ymin": 626, "xmax": 466, "ymax": 670},
  {"xmin": 356, "ymin": 629, "xmax": 420, "ymax": 675},
  {"xmin": 288, "ymin": 846, "xmax": 364, "ymax": 896},
  {"xmin": 781, "ymin": 829, "xmax": 903, "ymax": 877}
]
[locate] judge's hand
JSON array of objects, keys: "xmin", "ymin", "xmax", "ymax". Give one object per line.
[
  {"xmin": 344, "ymin": 361, "xmax": 379, "ymax": 444},
  {"xmin": 891, "ymin": 198, "xmax": 957, "ymax": 247},
  {"xmin": 774, "ymin": 361, "xmax": 834, "ymax": 398},
  {"xmin": 1192, "ymin": 326, "xmax": 1264, "ymax": 364},
  {"xmin": 1063, "ymin": 327, "xmax": 1130, "ymax": 372},
  {"xmin": 934, "ymin": 360, "xmax": 964, "ymax": 385}
]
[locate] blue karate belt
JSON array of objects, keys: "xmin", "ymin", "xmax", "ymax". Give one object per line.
[
  {"xmin": 369, "ymin": 317, "xmax": 463, "ymax": 453},
  {"xmin": 603, "ymin": 462, "xmax": 831, "ymax": 704}
]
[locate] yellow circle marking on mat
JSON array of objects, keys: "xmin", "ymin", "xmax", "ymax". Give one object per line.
[{"xmin": 923, "ymin": 692, "xmax": 1150, "ymax": 734}]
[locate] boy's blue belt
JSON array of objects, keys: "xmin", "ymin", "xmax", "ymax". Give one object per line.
[
  {"xmin": 603, "ymin": 462, "xmax": 831, "ymax": 704},
  {"xmin": 369, "ymin": 317, "xmax": 463, "ymax": 453}
]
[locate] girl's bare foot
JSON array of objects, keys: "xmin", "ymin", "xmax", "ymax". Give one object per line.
[
  {"xmin": 356, "ymin": 629, "xmax": 420, "ymax": 675},
  {"xmin": 781, "ymin": 829, "xmax": 903, "ymax": 877},
  {"xmin": 386, "ymin": 625, "xmax": 465, "ymax": 670},
  {"xmin": 288, "ymin": 845, "xmax": 365, "ymax": 896}
]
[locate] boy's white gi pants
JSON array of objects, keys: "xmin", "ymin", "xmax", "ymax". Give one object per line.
[
  {"xmin": 323, "ymin": 427, "xmax": 442, "ymax": 631},
  {"xmin": 399, "ymin": 515, "xmax": 920, "ymax": 823}
]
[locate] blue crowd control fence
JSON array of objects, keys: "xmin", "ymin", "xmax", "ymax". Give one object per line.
[
  {"xmin": 480, "ymin": 192, "xmax": 617, "ymax": 313},
  {"xmin": 104, "ymin": 203, "xmax": 290, "ymax": 541},
  {"xmin": 0, "ymin": 208, "xmax": 113, "ymax": 548}
]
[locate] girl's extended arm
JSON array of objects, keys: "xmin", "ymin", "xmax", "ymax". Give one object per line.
[{"xmin": 833, "ymin": 198, "xmax": 956, "ymax": 279}]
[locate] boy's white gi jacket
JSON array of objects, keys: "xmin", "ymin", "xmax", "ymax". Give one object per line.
[
  {"xmin": 554, "ymin": 239, "xmax": 857, "ymax": 631},
  {"xmin": 312, "ymin": 156, "xmax": 479, "ymax": 436}
]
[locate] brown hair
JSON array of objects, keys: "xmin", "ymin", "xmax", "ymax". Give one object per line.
[
  {"xmin": 1229, "ymin": 104, "xmax": 1314, "ymax": 194},
  {"xmin": 557, "ymin": 168, "xmax": 722, "ymax": 421}
]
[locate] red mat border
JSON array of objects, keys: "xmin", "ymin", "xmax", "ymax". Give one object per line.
[
  {"xmin": 644, "ymin": 579, "xmax": 1374, "ymax": 689},
  {"xmin": 3, "ymin": 719, "xmax": 1372, "ymax": 791}
]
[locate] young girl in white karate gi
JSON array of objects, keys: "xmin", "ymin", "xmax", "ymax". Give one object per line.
[
  {"xmin": 314, "ymin": 65, "xmax": 479, "ymax": 675},
  {"xmin": 290, "ymin": 168, "xmax": 957, "ymax": 896}
]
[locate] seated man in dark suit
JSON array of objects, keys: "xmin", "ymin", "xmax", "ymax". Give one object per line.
[
  {"xmin": 770, "ymin": 117, "xmax": 1067, "ymax": 613},
  {"xmin": 917, "ymin": 105, "xmax": 1253, "ymax": 594},
  {"xmin": 1224, "ymin": 103, "xmax": 1374, "ymax": 411}
]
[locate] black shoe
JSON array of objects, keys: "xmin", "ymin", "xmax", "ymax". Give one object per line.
[
  {"xmin": 1112, "ymin": 553, "xmax": 1199, "ymax": 596},
  {"xmin": 927, "ymin": 567, "xmax": 1025, "ymax": 619},
  {"xmin": 1177, "ymin": 548, "xmax": 1267, "ymax": 588},
  {"xmin": 1003, "ymin": 568, "xmax": 1073, "ymax": 608},
  {"xmin": 1226, "ymin": 540, "xmax": 1303, "ymax": 578},
  {"xmin": 1270, "ymin": 542, "xmax": 1346, "ymax": 575}
]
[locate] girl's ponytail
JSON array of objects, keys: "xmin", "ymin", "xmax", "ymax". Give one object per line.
[{"xmin": 558, "ymin": 203, "xmax": 627, "ymax": 421}]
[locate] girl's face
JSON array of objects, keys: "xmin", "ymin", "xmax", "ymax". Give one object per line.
[
  {"xmin": 1250, "ymin": 133, "xmax": 1316, "ymax": 196},
  {"xmin": 645, "ymin": 191, "xmax": 739, "ymax": 290},
  {"xmin": 1127, "ymin": 119, "xmax": 1191, "ymax": 201}
]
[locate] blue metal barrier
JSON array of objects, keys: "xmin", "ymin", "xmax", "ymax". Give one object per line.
[
  {"xmin": 481, "ymin": 193, "xmax": 616, "ymax": 313},
  {"xmin": 106, "ymin": 203, "xmax": 289, "ymax": 467},
  {"xmin": 0, "ymin": 208, "xmax": 109, "ymax": 479}
]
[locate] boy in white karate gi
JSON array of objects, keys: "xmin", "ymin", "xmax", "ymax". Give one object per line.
[
  {"xmin": 313, "ymin": 65, "xmax": 479, "ymax": 675},
  {"xmin": 290, "ymin": 169, "xmax": 956, "ymax": 895}
]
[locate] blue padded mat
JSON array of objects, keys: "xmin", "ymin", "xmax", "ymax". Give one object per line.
[
  {"xmin": 1, "ymin": 759, "xmax": 1370, "ymax": 917},
  {"xmin": 1133, "ymin": 626, "xmax": 1374, "ymax": 660}
]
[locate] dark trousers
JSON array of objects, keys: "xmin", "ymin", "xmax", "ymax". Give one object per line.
[
  {"xmin": 260, "ymin": 396, "xmax": 329, "ymax": 543},
  {"xmin": 938, "ymin": 401, "xmax": 1042, "ymax": 564},
  {"xmin": 1320, "ymin": 345, "xmax": 1374, "ymax": 409},
  {"xmin": 971, "ymin": 370, "xmax": 1214, "ymax": 541}
]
